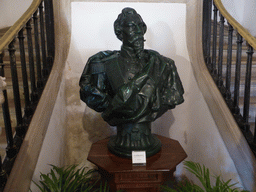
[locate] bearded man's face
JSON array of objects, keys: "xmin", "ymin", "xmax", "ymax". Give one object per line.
[{"xmin": 122, "ymin": 14, "xmax": 145, "ymax": 56}]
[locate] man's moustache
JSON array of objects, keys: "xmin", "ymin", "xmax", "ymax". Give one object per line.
[{"xmin": 128, "ymin": 36, "xmax": 145, "ymax": 44}]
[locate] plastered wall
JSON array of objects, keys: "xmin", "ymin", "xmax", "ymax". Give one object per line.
[
  {"xmin": 222, "ymin": 0, "xmax": 256, "ymax": 36},
  {"xmin": 0, "ymin": 0, "xmax": 32, "ymax": 28}
]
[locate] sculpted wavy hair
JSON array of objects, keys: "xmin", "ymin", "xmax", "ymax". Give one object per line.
[{"xmin": 114, "ymin": 7, "xmax": 147, "ymax": 41}]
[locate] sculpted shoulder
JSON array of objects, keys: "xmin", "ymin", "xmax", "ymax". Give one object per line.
[
  {"xmin": 85, "ymin": 51, "xmax": 119, "ymax": 75},
  {"xmin": 145, "ymin": 49, "xmax": 175, "ymax": 71},
  {"xmin": 146, "ymin": 49, "xmax": 174, "ymax": 63},
  {"xmin": 88, "ymin": 51, "xmax": 119, "ymax": 64}
]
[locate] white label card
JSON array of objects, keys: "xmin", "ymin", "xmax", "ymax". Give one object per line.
[{"xmin": 132, "ymin": 151, "xmax": 146, "ymax": 165}]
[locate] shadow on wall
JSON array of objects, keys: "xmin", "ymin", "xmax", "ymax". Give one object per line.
[
  {"xmin": 146, "ymin": 21, "xmax": 176, "ymax": 58},
  {"xmin": 149, "ymin": 21, "xmax": 191, "ymax": 141},
  {"xmin": 82, "ymin": 107, "xmax": 116, "ymax": 143},
  {"xmin": 147, "ymin": 21, "xmax": 177, "ymax": 137}
]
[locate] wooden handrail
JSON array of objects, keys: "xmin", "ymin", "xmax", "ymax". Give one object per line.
[
  {"xmin": 2, "ymin": 0, "xmax": 71, "ymax": 190},
  {"xmin": 0, "ymin": 0, "xmax": 42, "ymax": 52},
  {"xmin": 187, "ymin": 0, "xmax": 256, "ymax": 190},
  {"xmin": 214, "ymin": 0, "xmax": 256, "ymax": 50}
]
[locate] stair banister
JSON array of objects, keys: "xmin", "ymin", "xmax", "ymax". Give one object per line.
[
  {"xmin": 204, "ymin": 0, "xmax": 256, "ymax": 153},
  {"xmin": 213, "ymin": 0, "xmax": 256, "ymax": 50},
  {"xmin": 188, "ymin": 0, "xmax": 256, "ymax": 190},
  {"xmin": 201, "ymin": 0, "xmax": 256, "ymax": 190},
  {"xmin": 2, "ymin": 0, "xmax": 255, "ymax": 191},
  {"xmin": 0, "ymin": 0, "xmax": 65, "ymax": 191},
  {"xmin": 0, "ymin": 0, "xmax": 43, "ymax": 52},
  {"xmin": 2, "ymin": 0, "xmax": 71, "ymax": 190}
]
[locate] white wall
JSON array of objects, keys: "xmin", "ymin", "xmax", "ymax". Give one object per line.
[
  {"xmin": 66, "ymin": 2, "xmax": 244, "ymax": 189},
  {"xmin": 0, "ymin": 0, "xmax": 33, "ymax": 29},
  {"xmin": 222, "ymin": 0, "xmax": 256, "ymax": 36},
  {"xmin": 30, "ymin": 78, "xmax": 67, "ymax": 192}
]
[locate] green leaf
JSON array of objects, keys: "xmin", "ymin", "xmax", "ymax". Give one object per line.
[
  {"xmin": 33, "ymin": 164, "xmax": 100, "ymax": 192},
  {"xmin": 162, "ymin": 161, "xmax": 248, "ymax": 192}
]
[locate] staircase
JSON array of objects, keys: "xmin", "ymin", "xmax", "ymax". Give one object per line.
[
  {"xmin": 0, "ymin": 0, "xmax": 58, "ymax": 190},
  {"xmin": 219, "ymin": 24, "xmax": 256, "ymax": 136},
  {"xmin": 0, "ymin": 25, "xmax": 35, "ymax": 158}
]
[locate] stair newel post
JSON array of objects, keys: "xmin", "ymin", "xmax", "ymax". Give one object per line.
[
  {"xmin": 44, "ymin": 0, "xmax": 55, "ymax": 68},
  {"xmin": 211, "ymin": 3, "xmax": 218, "ymax": 76},
  {"xmin": 33, "ymin": 10, "xmax": 43, "ymax": 91},
  {"xmin": 233, "ymin": 33, "xmax": 243, "ymax": 115},
  {"xmin": 217, "ymin": 14, "xmax": 225, "ymax": 89},
  {"xmin": 243, "ymin": 44, "xmax": 254, "ymax": 132},
  {"xmin": 39, "ymin": 2, "xmax": 48, "ymax": 79},
  {"xmin": 225, "ymin": 23, "xmax": 233, "ymax": 104},
  {"xmin": 202, "ymin": 0, "xmax": 212, "ymax": 68},
  {"xmin": 26, "ymin": 19, "xmax": 38, "ymax": 103},
  {"xmin": 18, "ymin": 28, "xmax": 33, "ymax": 121}
]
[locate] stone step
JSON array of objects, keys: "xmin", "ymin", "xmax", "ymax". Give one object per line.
[
  {"xmin": 1, "ymin": 61, "xmax": 36, "ymax": 83},
  {"xmin": 2, "ymin": 51, "xmax": 32, "ymax": 62},
  {"xmin": 212, "ymin": 49, "xmax": 255, "ymax": 63},
  {"xmin": 238, "ymin": 103, "xmax": 256, "ymax": 135},
  {"xmin": 212, "ymin": 34, "xmax": 248, "ymax": 47},
  {"xmin": 1, "ymin": 40, "xmax": 44, "ymax": 56},
  {"xmin": 222, "ymin": 61, "xmax": 256, "ymax": 77},
  {"xmin": 231, "ymin": 81, "xmax": 256, "ymax": 98},
  {"xmin": 217, "ymin": 44, "xmax": 248, "ymax": 50}
]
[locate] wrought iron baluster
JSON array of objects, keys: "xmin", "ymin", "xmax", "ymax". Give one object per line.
[
  {"xmin": 0, "ymin": 54, "xmax": 12, "ymax": 141},
  {"xmin": 233, "ymin": 33, "xmax": 243, "ymax": 115},
  {"xmin": 44, "ymin": 0, "xmax": 55, "ymax": 67},
  {"xmin": 243, "ymin": 45, "xmax": 254, "ymax": 132},
  {"xmin": 0, "ymin": 156, "xmax": 7, "ymax": 190},
  {"xmin": 211, "ymin": 3, "xmax": 218, "ymax": 75},
  {"xmin": 39, "ymin": 2, "xmax": 48, "ymax": 78},
  {"xmin": 225, "ymin": 23, "xmax": 233, "ymax": 96},
  {"xmin": 0, "ymin": 54, "xmax": 16, "ymax": 160},
  {"xmin": 254, "ymin": 117, "xmax": 256, "ymax": 146},
  {"xmin": 217, "ymin": 14, "xmax": 225, "ymax": 88},
  {"xmin": 203, "ymin": 0, "xmax": 213, "ymax": 68},
  {"xmin": 0, "ymin": 57, "xmax": 8, "ymax": 190},
  {"xmin": 202, "ymin": 0, "xmax": 208, "ymax": 60},
  {"xmin": 0, "ymin": 0, "xmax": 55, "ymax": 187},
  {"xmin": 8, "ymin": 38, "xmax": 27, "ymax": 146},
  {"xmin": 18, "ymin": 29, "xmax": 33, "ymax": 120},
  {"xmin": 8, "ymin": 39, "xmax": 23, "ymax": 127},
  {"xmin": 33, "ymin": 10, "xmax": 43, "ymax": 90},
  {"xmin": 26, "ymin": 19, "xmax": 38, "ymax": 103},
  {"xmin": 206, "ymin": 0, "xmax": 213, "ymax": 68}
]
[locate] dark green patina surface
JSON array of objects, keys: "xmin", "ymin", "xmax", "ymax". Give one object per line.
[{"xmin": 79, "ymin": 8, "xmax": 184, "ymax": 158}]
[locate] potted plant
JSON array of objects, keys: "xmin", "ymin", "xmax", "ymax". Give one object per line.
[
  {"xmin": 33, "ymin": 161, "xmax": 248, "ymax": 192},
  {"xmin": 32, "ymin": 164, "xmax": 110, "ymax": 192},
  {"xmin": 161, "ymin": 161, "xmax": 249, "ymax": 192}
]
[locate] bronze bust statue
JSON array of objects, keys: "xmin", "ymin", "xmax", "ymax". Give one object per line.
[{"xmin": 79, "ymin": 8, "xmax": 184, "ymax": 158}]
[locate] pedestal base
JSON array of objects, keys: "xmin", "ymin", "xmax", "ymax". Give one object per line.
[
  {"xmin": 87, "ymin": 134, "xmax": 187, "ymax": 192},
  {"xmin": 108, "ymin": 134, "xmax": 161, "ymax": 158}
]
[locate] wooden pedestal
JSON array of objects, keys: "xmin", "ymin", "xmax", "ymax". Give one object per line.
[{"xmin": 87, "ymin": 135, "xmax": 187, "ymax": 192}]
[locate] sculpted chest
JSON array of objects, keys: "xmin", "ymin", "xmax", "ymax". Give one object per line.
[
  {"xmin": 105, "ymin": 56, "xmax": 147, "ymax": 92},
  {"xmin": 118, "ymin": 57, "xmax": 145, "ymax": 82}
]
